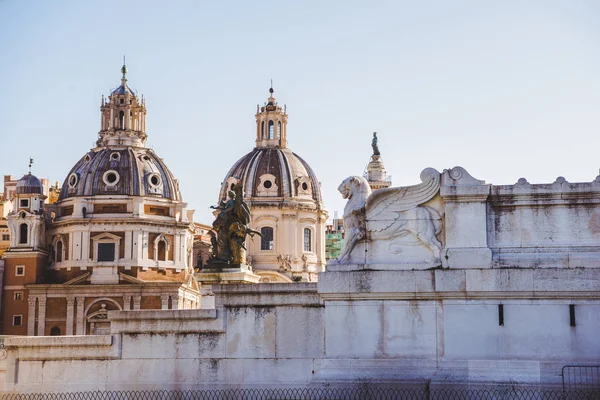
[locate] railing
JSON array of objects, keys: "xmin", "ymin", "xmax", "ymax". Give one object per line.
[
  {"xmin": 563, "ymin": 365, "xmax": 600, "ymax": 390},
  {"xmin": 2, "ymin": 387, "xmax": 600, "ymax": 400}
]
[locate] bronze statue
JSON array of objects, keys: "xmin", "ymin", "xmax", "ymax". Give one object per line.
[
  {"xmin": 208, "ymin": 183, "xmax": 260, "ymax": 266},
  {"xmin": 371, "ymin": 132, "xmax": 380, "ymax": 156}
]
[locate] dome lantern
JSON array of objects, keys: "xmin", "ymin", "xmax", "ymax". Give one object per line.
[
  {"xmin": 97, "ymin": 62, "xmax": 147, "ymax": 147},
  {"xmin": 255, "ymin": 85, "xmax": 288, "ymax": 149}
]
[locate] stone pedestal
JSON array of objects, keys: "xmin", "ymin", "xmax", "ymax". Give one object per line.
[{"xmin": 195, "ymin": 263, "xmax": 261, "ymax": 284}]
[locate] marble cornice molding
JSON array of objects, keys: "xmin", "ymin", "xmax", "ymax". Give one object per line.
[{"xmin": 318, "ymin": 290, "xmax": 600, "ymax": 301}]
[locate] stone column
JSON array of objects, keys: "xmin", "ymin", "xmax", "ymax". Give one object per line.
[
  {"xmin": 133, "ymin": 296, "xmax": 141, "ymax": 310},
  {"xmin": 76, "ymin": 296, "xmax": 85, "ymax": 335},
  {"xmin": 161, "ymin": 294, "xmax": 169, "ymax": 310},
  {"xmin": 66, "ymin": 296, "xmax": 75, "ymax": 335},
  {"xmin": 27, "ymin": 296, "xmax": 37, "ymax": 336},
  {"xmin": 37, "ymin": 297, "xmax": 46, "ymax": 336}
]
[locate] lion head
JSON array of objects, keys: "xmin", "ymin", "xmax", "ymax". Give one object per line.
[{"xmin": 338, "ymin": 176, "xmax": 372, "ymax": 201}]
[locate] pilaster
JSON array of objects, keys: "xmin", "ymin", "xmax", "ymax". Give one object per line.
[
  {"xmin": 66, "ymin": 296, "xmax": 75, "ymax": 335},
  {"xmin": 76, "ymin": 296, "xmax": 85, "ymax": 335},
  {"xmin": 36, "ymin": 297, "xmax": 46, "ymax": 336},
  {"xmin": 27, "ymin": 296, "xmax": 36, "ymax": 336},
  {"xmin": 161, "ymin": 294, "xmax": 169, "ymax": 310},
  {"xmin": 123, "ymin": 295, "xmax": 132, "ymax": 311}
]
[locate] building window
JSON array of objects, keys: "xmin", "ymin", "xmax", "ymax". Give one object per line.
[
  {"xmin": 157, "ymin": 239, "xmax": 166, "ymax": 261},
  {"xmin": 56, "ymin": 240, "xmax": 63, "ymax": 262},
  {"xmin": 1, "ymin": 234, "xmax": 9, "ymax": 241},
  {"xmin": 119, "ymin": 110, "xmax": 125, "ymax": 128},
  {"xmin": 15, "ymin": 265, "xmax": 24, "ymax": 276},
  {"xmin": 14, "ymin": 292, "xmax": 23, "ymax": 301},
  {"xmin": 261, "ymin": 121, "xmax": 265, "ymax": 138},
  {"xmin": 19, "ymin": 199, "xmax": 29, "ymax": 208},
  {"xmin": 268, "ymin": 120, "xmax": 274, "ymax": 139},
  {"xmin": 277, "ymin": 121, "xmax": 281, "ymax": 139},
  {"xmin": 50, "ymin": 326, "xmax": 61, "ymax": 336},
  {"xmin": 19, "ymin": 223, "xmax": 28, "ymax": 244},
  {"xmin": 13, "ymin": 315, "xmax": 22, "ymax": 326},
  {"xmin": 304, "ymin": 228, "xmax": 312, "ymax": 252},
  {"xmin": 260, "ymin": 227, "xmax": 274, "ymax": 250},
  {"xmin": 97, "ymin": 243, "xmax": 116, "ymax": 262}
]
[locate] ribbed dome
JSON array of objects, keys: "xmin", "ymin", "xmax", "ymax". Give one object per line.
[
  {"xmin": 58, "ymin": 147, "xmax": 181, "ymax": 201},
  {"xmin": 219, "ymin": 147, "xmax": 322, "ymax": 204},
  {"xmin": 16, "ymin": 174, "xmax": 44, "ymax": 194}
]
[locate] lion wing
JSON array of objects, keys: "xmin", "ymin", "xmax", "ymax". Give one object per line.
[{"xmin": 365, "ymin": 168, "xmax": 441, "ymax": 232}]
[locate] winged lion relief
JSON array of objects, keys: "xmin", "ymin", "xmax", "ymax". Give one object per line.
[{"xmin": 331, "ymin": 168, "xmax": 443, "ymax": 267}]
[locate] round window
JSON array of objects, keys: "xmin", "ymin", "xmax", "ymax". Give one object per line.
[
  {"xmin": 143, "ymin": 156, "xmax": 150, "ymax": 161},
  {"xmin": 68, "ymin": 173, "xmax": 78, "ymax": 188},
  {"xmin": 149, "ymin": 174, "xmax": 161, "ymax": 187},
  {"xmin": 110, "ymin": 152, "xmax": 120, "ymax": 161},
  {"xmin": 263, "ymin": 180, "xmax": 272, "ymax": 189},
  {"xmin": 302, "ymin": 182, "xmax": 308, "ymax": 191},
  {"xmin": 103, "ymin": 170, "xmax": 120, "ymax": 186}
]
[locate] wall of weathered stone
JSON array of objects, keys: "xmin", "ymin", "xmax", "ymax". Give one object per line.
[
  {"xmin": 2, "ymin": 168, "xmax": 600, "ymax": 393},
  {"xmin": 1, "ymin": 284, "xmax": 325, "ymax": 392},
  {"xmin": 1, "ymin": 272, "xmax": 599, "ymax": 392}
]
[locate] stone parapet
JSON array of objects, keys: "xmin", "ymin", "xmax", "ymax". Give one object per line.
[
  {"xmin": 211, "ymin": 282, "xmax": 322, "ymax": 307},
  {"xmin": 109, "ymin": 309, "xmax": 223, "ymax": 334}
]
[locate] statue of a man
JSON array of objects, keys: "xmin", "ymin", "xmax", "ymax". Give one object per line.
[
  {"xmin": 210, "ymin": 190, "xmax": 236, "ymax": 262},
  {"xmin": 208, "ymin": 183, "xmax": 259, "ymax": 265},
  {"xmin": 371, "ymin": 132, "xmax": 381, "ymax": 156}
]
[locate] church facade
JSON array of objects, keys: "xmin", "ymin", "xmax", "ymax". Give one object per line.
[{"xmin": 0, "ymin": 65, "xmax": 199, "ymax": 337}]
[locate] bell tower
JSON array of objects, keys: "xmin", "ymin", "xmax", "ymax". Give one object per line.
[
  {"xmin": 97, "ymin": 61, "xmax": 147, "ymax": 148},
  {"xmin": 2, "ymin": 170, "xmax": 49, "ymax": 335},
  {"xmin": 255, "ymin": 85, "xmax": 288, "ymax": 148}
]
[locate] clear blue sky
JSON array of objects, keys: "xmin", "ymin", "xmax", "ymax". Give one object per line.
[{"xmin": 1, "ymin": 0, "xmax": 599, "ymax": 223}]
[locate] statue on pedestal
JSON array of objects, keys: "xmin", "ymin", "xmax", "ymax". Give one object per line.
[
  {"xmin": 371, "ymin": 132, "xmax": 381, "ymax": 157},
  {"xmin": 208, "ymin": 183, "xmax": 261, "ymax": 266}
]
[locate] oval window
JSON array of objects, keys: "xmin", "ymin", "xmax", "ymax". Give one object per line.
[
  {"xmin": 302, "ymin": 182, "xmax": 308, "ymax": 191},
  {"xmin": 68, "ymin": 173, "xmax": 78, "ymax": 188},
  {"xmin": 263, "ymin": 180, "xmax": 272, "ymax": 189},
  {"xmin": 110, "ymin": 152, "xmax": 120, "ymax": 161},
  {"xmin": 148, "ymin": 174, "xmax": 161, "ymax": 187},
  {"xmin": 103, "ymin": 170, "xmax": 120, "ymax": 186}
]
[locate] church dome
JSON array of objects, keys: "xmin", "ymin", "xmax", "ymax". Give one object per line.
[
  {"xmin": 16, "ymin": 173, "xmax": 44, "ymax": 194},
  {"xmin": 58, "ymin": 147, "xmax": 181, "ymax": 201},
  {"xmin": 219, "ymin": 147, "xmax": 322, "ymax": 203}
]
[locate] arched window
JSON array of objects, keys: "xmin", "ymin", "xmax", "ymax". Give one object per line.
[
  {"xmin": 304, "ymin": 228, "xmax": 312, "ymax": 252},
  {"xmin": 260, "ymin": 227, "xmax": 274, "ymax": 250},
  {"xmin": 50, "ymin": 326, "xmax": 61, "ymax": 336},
  {"xmin": 268, "ymin": 121, "xmax": 274, "ymax": 139},
  {"xmin": 277, "ymin": 121, "xmax": 281, "ymax": 139},
  {"xmin": 19, "ymin": 223, "xmax": 27, "ymax": 244},
  {"xmin": 157, "ymin": 239, "xmax": 166, "ymax": 261},
  {"xmin": 56, "ymin": 240, "xmax": 63, "ymax": 262},
  {"xmin": 119, "ymin": 111, "xmax": 125, "ymax": 129},
  {"xmin": 261, "ymin": 121, "xmax": 265, "ymax": 138}
]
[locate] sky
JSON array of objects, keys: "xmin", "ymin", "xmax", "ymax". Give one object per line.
[{"xmin": 0, "ymin": 0, "xmax": 599, "ymax": 223}]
